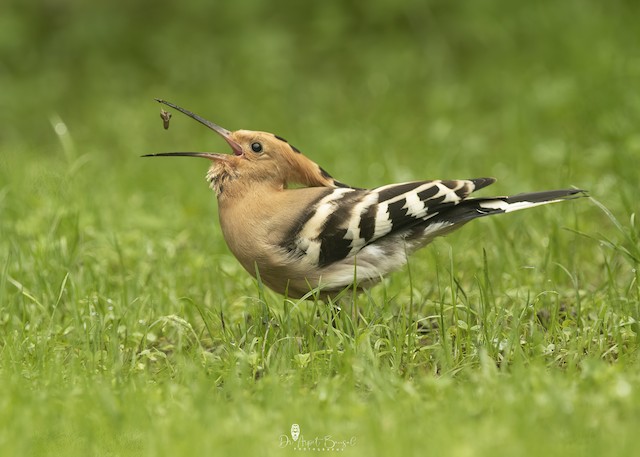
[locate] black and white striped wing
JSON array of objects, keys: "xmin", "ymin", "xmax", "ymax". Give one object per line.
[{"xmin": 283, "ymin": 178, "xmax": 495, "ymax": 267}]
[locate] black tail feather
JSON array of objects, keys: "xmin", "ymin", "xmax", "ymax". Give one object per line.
[
  {"xmin": 504, "ymin": 188, "xmax": 586, "ymax": 204},
  {"xmin": 434, "ymin": 188, "xmax": 586, "ymax": 225}
]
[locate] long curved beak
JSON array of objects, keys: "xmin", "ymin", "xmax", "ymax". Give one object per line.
[{"xmin": 151, "ymin": 99, "xmax": 243, "ymax": 155}]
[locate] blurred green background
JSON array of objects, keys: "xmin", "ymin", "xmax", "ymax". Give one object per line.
[
  {"xmin": 1, "ymin": 1, "xmax": 640, "ymax": 456},
  {"xmin": 3, "ymin": 0, "xmax": 638, "ymax": 191},
  {"xmin": 3, "ymin": 0, "xmax": 639, "ymax": 241}
]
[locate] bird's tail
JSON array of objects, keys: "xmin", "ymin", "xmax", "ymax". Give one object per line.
[{"xmin": 435, "ymin": 188, "xmax": 586, "ymax": 225}]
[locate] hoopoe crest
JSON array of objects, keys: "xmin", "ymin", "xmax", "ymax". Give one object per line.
[{"xmin": 145, "ymin": 99, "xmax": 585, "ymax": 299}]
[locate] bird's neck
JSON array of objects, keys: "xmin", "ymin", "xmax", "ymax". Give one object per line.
[
  {"xmin": 206, "ymin": 162, "xmax": 242, "ymax": 196},
  {"xmin": 207, "ymin": 164, "xmax": 286, "ymax": 201},
  {"xmin": 206, "ymin": 154, "xmax": 346, "ymax": 199}
]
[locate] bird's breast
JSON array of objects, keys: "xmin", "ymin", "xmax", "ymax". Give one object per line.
[{"xmin": 215, "ymin": 186, "xmax": 338, "ymax": 295}]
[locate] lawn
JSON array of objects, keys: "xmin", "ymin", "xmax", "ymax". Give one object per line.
[{"xmin": 1, "ymin": 1, "xmax": 639, "ymax": 455}]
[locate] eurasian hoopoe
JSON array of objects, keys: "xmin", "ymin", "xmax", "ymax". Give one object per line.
[{"xmin": 145, "ymin": 99, "xmax": 585, "ymax": 299}]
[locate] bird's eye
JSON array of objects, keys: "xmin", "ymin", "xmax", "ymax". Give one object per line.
[{"xmin": 251, "ymin": 142, "xmax": 263, "ymax": 153}]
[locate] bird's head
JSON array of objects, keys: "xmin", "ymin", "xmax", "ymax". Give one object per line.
[{"xmin": 144, "ymin": 99, "xmax": 347, "ymax": 196}]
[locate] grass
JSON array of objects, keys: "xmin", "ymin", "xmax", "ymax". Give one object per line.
[{"xmin": 2, "ymin": 0, "xmax": 640, "ymax": 455}]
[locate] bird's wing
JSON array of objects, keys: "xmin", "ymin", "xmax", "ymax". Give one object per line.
[{"xmin": 281, "ymin": 178, "xmax": 494, "ymax": 267}]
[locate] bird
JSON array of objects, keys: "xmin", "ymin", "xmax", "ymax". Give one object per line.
[{"xmin": 144, "ymin": 99, "xmax": 585, "ymax": 299}]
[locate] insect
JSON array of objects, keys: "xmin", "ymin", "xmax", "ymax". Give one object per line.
[
  {"xmin": 144, "ymin": 99, "xmax": 584, "ymax": 299},
  {"xmin": 160, "ymin": 108, "xmax": 172, "ymax": 129}
]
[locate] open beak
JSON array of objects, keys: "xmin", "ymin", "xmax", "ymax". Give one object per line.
[{"xmin": 143, "ymin": 99, "xmax": 243, "ymax": 161}]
